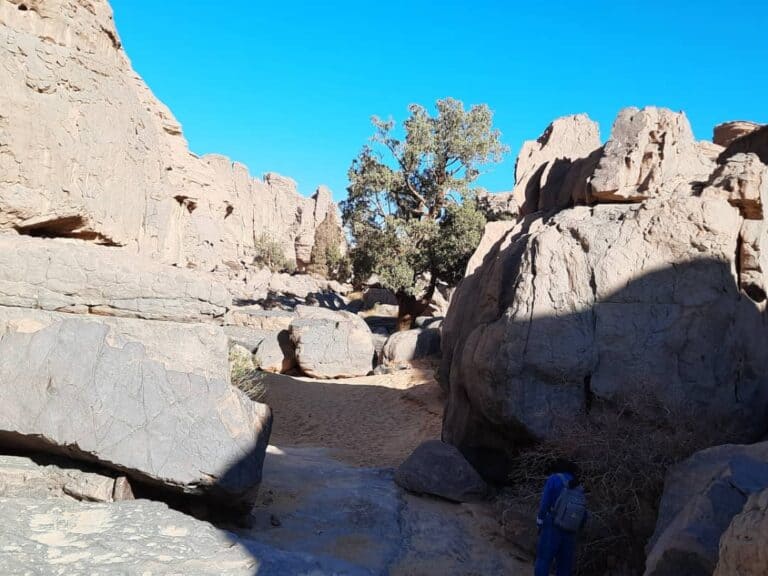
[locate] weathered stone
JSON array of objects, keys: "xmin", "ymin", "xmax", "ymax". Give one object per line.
[
  {"xmin": 738, "ymin": 220, "xmax": 768, "ymax": 303},
  {"xmin": 713, "ymin": 120, "xmax": 763, "ymax": 147},
  {"xmin": 645, "ymin": 442, "xmax": 768, "ymax": 576},
  {"xmin": 0, "ymin": 0, "xmax": 344, "ymax": 284},
  {"xmin": 0, "ymin": 306, "xmax": 229, "ymax": 380},
  {"xmin": 382, "ymin": 328, "xmax": 441, "ymax": 366},
  {"xmin": 0, "ymin": 497, "xmax": 259, "ymax": 575},
  {"xmin": 476, "ymin": 188, "xmax": 519, "ymax": 221},
  {"xmin": 590, "ymin": 107, "xmax": 715, "ymax": 202},
  {"xmin": 289, "ymin": 305, "xmax": 374, "ymax": 378},
  {"xmin": 719, "ymin": 124, "xmax": 768, "ymax": 165},
  {"xmin": 465, "ymin": 220, "xmax": 517, "ymax": 276},
  {"xmin": 395, "ymin": 440, "xmax": 488, "ymax": 503},
  {"xmin": 0, "ymin": 311, "xmax": 272, "ymax": 500},
  {"xmin": 512, "ymin": 114, "xmax": 601, "ymax": 215},
  {"xmin": 0, "ymin": 454, "xmax": 133, "ymax": 503},
  {"xmin": 441, "ymin": 195, "xmax": 768, "ymax": 465},
  {"xmin": 714, "ymin": 488, "xmax": 768, "ymax": 576},
  {"xmin": 225, "ymin": 308, "xmax": 295, "ymax": 331},
  {"xmin": 0, "ymin": 235, "xmax": 230, "ymax": 322},
  {"xmin": 254, "ymin": 330, "xmax": 296, "ymax": 374},
  {"xmin": 703, "ymin": 153, "xmax": 768, "ymax": 219}
]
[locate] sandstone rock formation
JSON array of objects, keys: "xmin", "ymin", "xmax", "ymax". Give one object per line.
[
  {"xmin": 395, "ymin": 440, "xmax": 488, "ymax": 503},
  {"xmin": 0, "ymin": 309, "xmax": 272, "ymax": 501},
  {"xmin": 476, "ymin": 188, "xmax": 519, "ymax": 221},
  {"xmin": 714, "ymin": 487, "xmax": 768, "ymax": 576},
  {"xmin": 512, "ymin": 113, "xmax": 601, "ymax": 215},
  {"xmin": 590, "ymin": 107, "xmax": 717, "ymax": 202},
  {"xmin": 719, "ymin": 124, "xmax": 768, "ymax": 165},
  {"xmin": 645, "ymin": 442, "xmax": 768, "ymax": 575},
  {"xmin": 0, "ymin": 0, "xmax": 344, "ymax": 289},
  {"xmin": 0, "ymin": 234, "xmax": 230, "ymax": 322},
  {"xmin": 441, "ymin": 107, "xmax": 768, "ymax": 475},
  {"xmin": 713, "ymin": 120, "xmax": 763, "ymax": 147},
  {"xmin": 289, "ymin": 305, "xmax": 374, "ymax": 378},
  {"xmin": 0, "ymin": 454, "xmax": 134, "ymax": 502}
]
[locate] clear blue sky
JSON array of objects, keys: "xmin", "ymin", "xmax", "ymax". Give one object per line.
[{"xmin": 111, "ymin": 0, "xmax": 768, "ymax": 202}]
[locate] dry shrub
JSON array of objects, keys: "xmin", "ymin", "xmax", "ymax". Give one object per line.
[
  {"xmin": 229, "ymin": 346, "xmax": 266, "ymax": 403},
  {"xmin": 504, "ymin": 396, "xmax": 742, "ymax": 575}
]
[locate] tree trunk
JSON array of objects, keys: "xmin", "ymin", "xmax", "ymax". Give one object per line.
[{"xmin": 395, "ymin": 279, "xmax": 437, "ymax": 331}]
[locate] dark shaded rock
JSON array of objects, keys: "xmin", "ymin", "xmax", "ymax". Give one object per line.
[{"xmin": 395, "ymin": 440, "xmax": 489, "ymax": 503}]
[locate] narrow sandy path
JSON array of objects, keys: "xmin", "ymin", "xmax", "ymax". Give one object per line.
[{"xmin": 262, "ymin": 361, "xmax": 444, "ymax": 468}]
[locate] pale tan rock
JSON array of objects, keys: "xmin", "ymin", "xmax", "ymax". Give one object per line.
[
  {"xmin": 442, "ymin": 194, "xmax": 768, "ymax": 458},
  {"xmin": 715, "ymin": 488, "xmax": 768, "ymax": 576},
  {"xmin": 702, "ymin": 152, "xmax": 768, "ymax": 219},
  {"xmin": 589, "ymin": 107, "xmax": 716, "ymax": 202},
  {"xmin": 512, "ymin": 114, "xmax": 601, "ymax": 214},
  {"xmin": 713, "ymin": 120, "xmax": 763, "ymax": 147},
  {"xmin": 0, "ymin": 235, "xmax": 230, "ymax": 322},
  {"xmin": 0, "ymin": 0, "xmax": 344, "ymax": 280},
  {"xmin": 290, "ymin": 305, "xmax": 374, "ymax": 378},
  {"xmin": 465, "ymin": 221, "xmax": 517, "ymax": 276},
  {"xmin": 475, "ymin": 189, "xmax": 519, "ymax": 221},
  {"xmin": 738, "ymin": 220, "xmax": 768, "ymax": 302}
]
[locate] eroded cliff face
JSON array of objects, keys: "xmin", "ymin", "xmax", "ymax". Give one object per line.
[
  {"xmin": 441, "ymin": 107, "xmax": 768, "ymax": 474},
  {"xmin": 0, "ymin": 0, "xmax": 342, "ymax": 282}
]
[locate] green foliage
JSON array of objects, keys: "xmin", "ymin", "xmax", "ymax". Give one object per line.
[
  {"xmin": 341, "ymin": 98, "xmax": 506, "ymax": 296},
  {"xmin": 253, "ymin": 232, "xmax": 294, "ymax": 273},
  {"xmin": 308, "ymin": 212, "xmax": 350, "ymax": 281}
]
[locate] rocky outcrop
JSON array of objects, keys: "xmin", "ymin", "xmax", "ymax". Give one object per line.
[
  {"xmin": 645, "ymin": 442, "xmax": 768, "ymax": 576},
  {"xmin": 512, "ymin": 114, "xmax": 602, "ymax": 215},
  {"xmin": 476, "ymin": 188, "xmax": 519, "ymax": 221},
  {"xmin": 395, "ymin": 440, "xmax": 488, "ymax": 503},
  {"xmin": 719, "ymin": 124, "xmax": 768, "ymax": 165},
  {"xmin": 713, "ymin": 121, "xmax": 763, "ymax": 147},
  {"xmin": 590, "ymin": 107, "xmax": 717, "ymax": 202},
  {"xmin": 0, "ymin": 0, "xmax": 344, "ymax": 284},
  {"xmin": 289, "ymin": 306, "xmax": 374, "ymax": 378},
  {"xmin": 0, "ymin": 454, "xmax": 134, "ymax": 502},
  {"xmin": 0, "ymin": 234, "xmax": 230, "ymax": 322},
  {"xmin": 441, "ymin": 107, "xmax": 768, "ymax": 476},
  {"xmin": 0, "ymin": 309, "xmax": 272, "ymax": 501},
  {"xmin": 714, "ymin": 487, "xmax": 768, "ymax": 576},
  {"xmin": 703, "ymin": 153, "xmax": 768, "ymax": 220},
  {"xmin": 382, "ymin": 327, "xmax": 441, "ymax": 366}
]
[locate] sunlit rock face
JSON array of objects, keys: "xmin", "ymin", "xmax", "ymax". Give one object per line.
[
  {"xmin": 0, "ymin": 0, "xmax": 343, "ymax": 285},
  {"xmin": 441, "ymin": 107, "xmax": 768, "ymax": 476}
]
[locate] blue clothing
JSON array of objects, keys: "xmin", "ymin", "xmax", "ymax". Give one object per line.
[{"xmin": 535, "ymin": 473, "xmax": 577, "ymax": 576}]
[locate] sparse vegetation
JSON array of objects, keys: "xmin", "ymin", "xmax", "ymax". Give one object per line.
[
  {"xmin": 229, "ymin": 346, "xmax": 266, "ymax": 402},
  {"xmin": 308, "ymin": 212, "xmax": 351, "ymax": 281},
  {"xmin": 340, "ymin": 97, "xmax": 507, "ymax": 328},
  {"xmin": 503, "ymin": 397, "xmax": 742, "ymax": 575},
  {"xmin": 253, "ymin": 232, "xmax": 295, "ymax": 273}
]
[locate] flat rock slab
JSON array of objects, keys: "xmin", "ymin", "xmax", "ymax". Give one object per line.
[
  {"xmin": 246, "ymin": 446, "xmax": 526, "ymax": 575},
  {"xmin": 0, "ymin": 236, "xmax": 230, "ymax": 322},
  {"xmin": 395, "ymin": 440, "xmax": 488, "ymax": 503},
  {"xmin": 0, "ymin": 311, "xmax": 271, "ymax": 501}
]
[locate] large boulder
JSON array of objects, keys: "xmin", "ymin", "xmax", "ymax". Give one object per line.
[
  {"xmin": 590, "ymin": 107, "xmax": 717, "ymax": 202},
  {"xmin": 645, "ymin": 442, "xmax": 768, "ymax": 576},
  {"xmin": 512, "ymin": 114, "xmax": 602, "ymax": 215},
  {"xmin": 702, "ymin": 153, "xmax": 768, "ymax": 220},
  {"xmin": 719, "ymin": 124, "xmax": 768, "ymax": 166},
  {"xmin": 0, "ymin": 308, "xmax": 272, "ymax": 501},
  {"xmin": 382, "ymin": 328, "xmax": 441, "ymax": 366},
  {"xmin": 0, "ymin": 235, "xmax": 230, "ymax": 322},
  {"xmin": 395, "ymin": 440, "xmax": 488, "ymax": 503},
  {"xmin": 289, "ymin": 306, "xmax": 374, "ymax": 378},
  {"xmin": 714, "ymin": 488, "xmax": 768, "ymax": 576},
  {"xmin": 441, "ymin": 107, "xmax": 768, "ymax": 475},
  {"xmin": 476, "ymin": 189, "xmax": 519, "ymax": 221}
]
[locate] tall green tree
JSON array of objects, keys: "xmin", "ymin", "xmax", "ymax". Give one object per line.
[{"xmin": 341, "ymin": 98, "xmax": 507, "ymax": 329}]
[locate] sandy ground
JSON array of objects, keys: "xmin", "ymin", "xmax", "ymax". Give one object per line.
[{"xmin": 262, "ymin": 360, "xmax": 444, "ymax": 468}]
